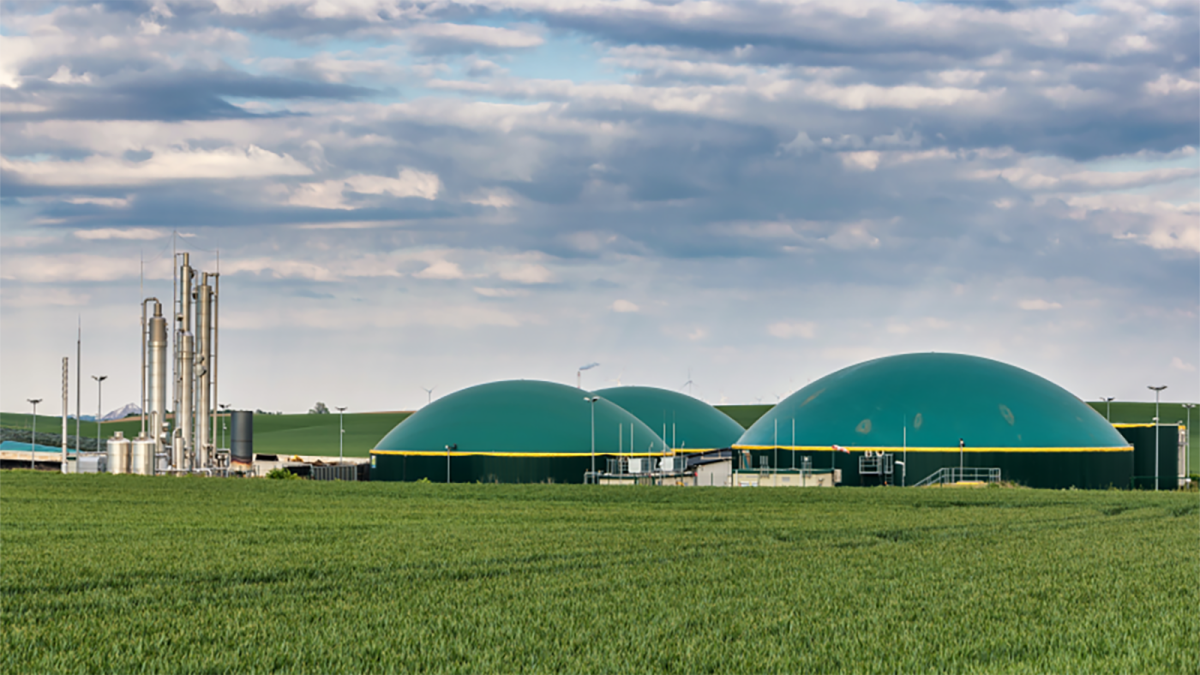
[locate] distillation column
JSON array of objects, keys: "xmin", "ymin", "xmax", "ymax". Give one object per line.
[
  {"xmin": 196, "ymin": 274, "xmax": 213, "ymax": 468},
  {"xmin": 174, "ymin": 254, "xmax": 193, "ymax": 471},
  {"xmin": 148, "ymin": 301, "xmax": 168, "ymax": 466}
]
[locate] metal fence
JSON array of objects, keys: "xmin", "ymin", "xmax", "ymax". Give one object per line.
[
  {"xmin": 311, "ymin": 464, "xmax": 358, "ymax": 481},
  {"xmin": 913, "ymin": 466, "xmax": 1001, "ymax": 487}
]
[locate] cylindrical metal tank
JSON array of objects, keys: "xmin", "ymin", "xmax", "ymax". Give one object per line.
[
  {"xmin": 196, "ymin": 277, "xmax": 212, "ymax": 468},
  {"xmin": 176, "ymin": 332, "xmax": 194, "ymax": 470},
  {"xmin": 107, "ymin": 431, "xmax": 131, "ymax": 474},
  {"xmin": 231, "ymin": 410, "xmax": 253, "ymax": 466},
  {"xmin": 149, "ymin": 304, "xmax": 168, "ymax": 460},
  {"xmin": 130, "ymin": 436, "xmax": 156, "ymax": 475}
]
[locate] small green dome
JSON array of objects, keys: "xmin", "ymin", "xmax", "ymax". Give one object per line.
[
  {"xmin": 592, "ymin": 386, "xmax": 744, "ymax": 452},
  {"xmin": 735, "ymin": 353, "xmax": 1128, "ymax": 450},
  {"xmin": 375, "ymin": 380, "xmax": 667, "ymax": 456}
]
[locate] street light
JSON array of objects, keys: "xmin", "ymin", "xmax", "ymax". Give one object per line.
[
  {"xmin": 1183, "ymin": 403, "xmax": 1196, "ymax": 482},
  {"xmin": 218, "ymin": 403, "xmax": 230, "ymax": 450},
  {"xmin": 335, "ymin": 406, "xmax": 347, "ymax": 463},
  {"xmin": 584, "ymin": 396, "xmax": 599, "ymax": 480},
  {"xmin": 27, "ymin": 398, "xmax": 43, "ymax": 470},
  {"xmin": 1148, "ymin": 385, "xmax": 1167, "ymax": 491},
  {"xmin": 1100, "ymin": 397, "xmax": 1115, "ymax": 421},
  {"xmin": 92, "ymin": 375, "xmax": 107, "ymax": 448}
]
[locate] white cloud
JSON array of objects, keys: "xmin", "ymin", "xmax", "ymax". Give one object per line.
[
  {"xmin": 414, "ymin": 260, "xmax": 464, "ymax": 280},
  {"xmin": 64, "ymin": 196, "xmax": 131, "ymax": 208},
  {"xmin": 474, "ymin": 287, "xmax": 528, "ymax": 298},
  {"xmin": 2, "ymin": 145, "xmax": 311, "ymax": 186},
  {"xmin": 1145, "ymin": 73, "xmax": 1200, "ymax": 96},
  {"xmin": 1171, "ymin": 357, "xmax": 1196, "ymax": 373},
  {"xmin": 1018, "ymin": 299, "xmax": 1062, "ymax": 311},
  {"xmin": 47, "ymin": 66, "xmax": 91, "ymax": 84},
  {"xmin": 73, "ymin": 228, "xmax": 163, "ymax": 241},
  {"xmin": 768, "ymin": 321, "xmax": 815, "ymax": 339},
  {"xmin": 612, "ymin": 299, "xmax": 639, "ymax": 313},
  {"xmin": 805, "ymin": 82, "xmax": 996, "ymax": 110},
  {"xmin": 408, "ymin": 22, "xmax": 543, "ymax": 49},
  {"xmin": 825, "ymin": 222, "xmax": 880, "ymax": 250},
  {"xmin": 465, "ymin": 189, "xmax": 516, "ymax": 208},
  {"xmin": 841, "ymin": 151, "xmax": 880, "ymax": 171},
  {"xmin": 288, "ymin": 169, "xmax": 441, "ymax": 209},
  {"xmin": 499, "ymin": 264, "xmax": 552, "ymax": 284}
]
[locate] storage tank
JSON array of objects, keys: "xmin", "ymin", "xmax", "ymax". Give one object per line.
[
  {"xmin": 130, "ymin": 436, "xmax": 156, "ymax": 476},
  {"xmin": 231, "ymin": 410, "xmax": 253, "ymax": 467},
  {"xmin": 107, "ymin": 431, "xmax": 131, "ymax": 474}
]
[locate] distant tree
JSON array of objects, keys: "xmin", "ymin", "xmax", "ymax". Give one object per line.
[{"xmin": 309, "ymin": 402, "xmax": 330, "ymax": 415}]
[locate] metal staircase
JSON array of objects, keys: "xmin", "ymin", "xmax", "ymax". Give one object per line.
[{"xmin": 913, "ymin": 466, "xmax": 1002, "ymax": 487}]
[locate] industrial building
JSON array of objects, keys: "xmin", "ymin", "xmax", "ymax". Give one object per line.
[
  {"xmin": 370, "ymin": 380, "xmax": 668, "ymax": 483},
  {"xmin": 732, "ymin": 352, "xmax": 1134, "ymax": 489}
]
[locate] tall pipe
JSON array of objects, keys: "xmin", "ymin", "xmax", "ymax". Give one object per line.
[
  {"xmin": 148, "ymin": 302, "xmax": 167, "ymax": 470},
  {"xmin": 211, "ymin": 273, "xmax": 219, "ymax": 456},
  {"xmin": 175, "ymin": 249, "xmax": 190, "ymax": 466},
  {"xmin": 196, "ymin": 275, "xmax": 212, "ymax": 469},
  {"xmin": 177, "ymin": 332, "xmax": 194, "ymax": 470}
]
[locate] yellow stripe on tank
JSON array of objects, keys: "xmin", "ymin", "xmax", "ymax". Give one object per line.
[
  {"xmin": 371, "ymin": 448, "xmax": 722, "ymax": 458},
  {"xmin": 731, "ymin": 444, "xmax": 1132, "ymax": 453}
]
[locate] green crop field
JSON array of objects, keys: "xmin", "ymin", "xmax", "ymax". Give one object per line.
[
  {"xmin": 3, "ymin": 473, "xmax": 1196, "ymax": 673},
  {"xmin": 0, "ymin": 411, "xmax": 411, "ymax": 458}
]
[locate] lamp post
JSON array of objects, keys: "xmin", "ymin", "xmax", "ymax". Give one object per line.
[
  {"xmin": 1148, "ymin": 385, "xmax": 1166, "ymax": 491},
  {"xmin": 1100, "ymin": 397, "xmax": 1115, "ymax": 421},
  {"xmin": 27, "ymin": 398, "xmax": 43, "ymax": 470},
  {"xmin": 959, "ymin": 438, "xmax": 965, "ymax": 481},
  {"xmin": 92, "ymin": 375, "xmax": 107, "ymax": 447},
  {"xmin": 218, "ymin": 403, "xmax": 230, "ymax": 450},
  {"xmin": 445, "ymin": 444, "xmax": 456, "ymax": 483},
  {"xmin": 1184, "ymin": 404, "xmax": 1196, "ymax": 481},
  {"xmin": 335, "ymin": 406, "xmax": 347, "ymax": 463},
  {"xmin": 584, "ymin": 396, "xmax": 598, "ymax": 480}
]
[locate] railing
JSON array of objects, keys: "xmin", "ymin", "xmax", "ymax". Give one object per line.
[
  {"xmin": 912, "ymin": 467, "xmax": 1001, "ymax": 488},
  {"xmin": 311, "ymin": 464, "xmax": 357, "ymax": 481}
]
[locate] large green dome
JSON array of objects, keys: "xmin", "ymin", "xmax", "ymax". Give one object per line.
[
  {"xmin": 592, "ymin": 386, "xmax": 744, "ymax": 452},
  {"xmin": 375, "ymin": 380, "xmax": 667, "ymax": 456},
  {"xmin": 736, "ymin": 353, "xmax": 1128, "ymax": 451}
]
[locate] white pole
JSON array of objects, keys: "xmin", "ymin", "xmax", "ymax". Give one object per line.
[
  {"xmin": 335, "ymin": 406, "xmax": 347, "ymax": 463},
  {"xmin": 62, "ymin": 358, "xmax": 69, "ymax": 473},
  {"xmin": 92, "ymin": 375, "xmax": 107, "ymax": 449},
  {"xmin": 1149, "ymin": 386, "xmax": 1167, "ymax": 491},
  {"xmin": 28, "ymin": 399, "xmax": 42, "ymax": 469},
  {"xmin": 903, "ymin": 415, "xmax": 907, "ymax": 487}
]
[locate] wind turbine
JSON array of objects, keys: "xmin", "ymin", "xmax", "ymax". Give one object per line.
[
  {"xmin": 577, "ymin": 362, "xmax": 599, "ymax": 389},
  {"xmin": 420, "ymin": 386, "xmax": 436, "ymax": 405},
  {"xmin": 681, "ymin": 369, "xmax": 695, "ymax": 396}
]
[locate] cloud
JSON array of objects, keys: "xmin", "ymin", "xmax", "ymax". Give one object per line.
[
  {"xmin": 414, "ymin": 260, "xmax": 465, "ymax": 280},
  {"xmin": 1171, "ymin": 357, "xmax": 1196, "ymax": 373},
  {"xmin": 73, "ymin": 228, "xmax": 164, "ymax": 240},
  {"xmin": 288, "ymin": 169, "xmax": 442, "ymax": 209},
  {"xmin": 3, "ymin": 146, "xmax": 311, "ymax": 186},
  {"xmin": 499, "ymin": 264, "xmax": 552, "ymax": 284},
  {"xmin": 1018, "ymin": 299, "xmax": 1063, "ymax": 311},
  {"xmin": 768, "ymin": 322, "xmax": 815, "ymax": 339},
  {"xmin": 611, "ymin": 299, "xmax": 639, "ymax": 313},
  {"xmin": 407, "ymin": 23, "xmax": 544, "ymax": 53}
]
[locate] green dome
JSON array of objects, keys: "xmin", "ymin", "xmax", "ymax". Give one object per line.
[
  {"xmin": 736, "ymin": 353, "xmax": 1128, "ymax": 451},
  {"xmin": 592, "ymin": 386, "xmax": 744, "ymax": 452},
  {"xmin": 375, "ymin": 380, "xmax": 667, "ymax": 456}
]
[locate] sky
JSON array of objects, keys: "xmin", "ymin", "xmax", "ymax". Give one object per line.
[{"xmin": 1, "ymin": 0, "xmax": 1197, "ymax": 417}]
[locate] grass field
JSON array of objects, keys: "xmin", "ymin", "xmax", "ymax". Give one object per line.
[
  {"xmin": 2, "ymin": 472, "xmax": 1196, "ymax": 673},
  {"xmin": 0, "ymin": 411, "xmax": 411, "ymax": 458}
]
